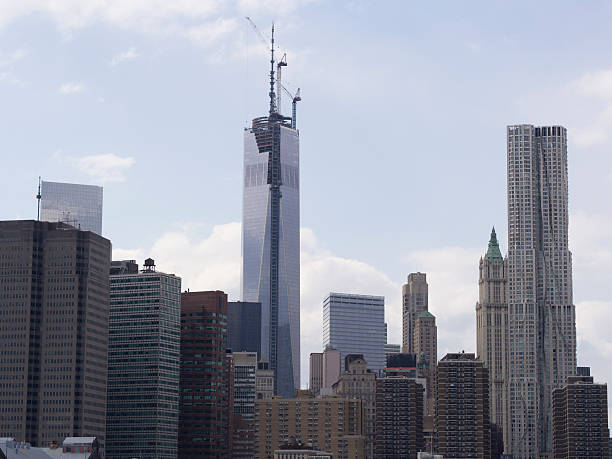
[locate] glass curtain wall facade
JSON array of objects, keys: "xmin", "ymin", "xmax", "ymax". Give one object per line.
[
  {"xmin": 106, "ymin": 262, "xmax": 181, "ymax": 459},
  {"xmin": 41, "ymin": 181, "xmax": 103, "ymax": 235},
  {"xmin": 242, "ymin": 115, "xmax": 300, "ymax": 398},
  {"xmin": 506, "ymin": 125, "xmax": 576, "ymax": 457},
  {"xmin": 322, "ymin": 293, "xmax": 386, "ymax": 374}
]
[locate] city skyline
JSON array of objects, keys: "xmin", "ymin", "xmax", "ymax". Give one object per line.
[{"xmin": 1, "ymin": 0, "xmax": 612, "ymax": 421}]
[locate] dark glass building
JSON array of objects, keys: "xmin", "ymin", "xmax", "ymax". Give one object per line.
[
  {"xmin": 227, "ymin": 301, "xmax": 262, "ymax": 356},
  {"xmin": 178, "ymin": 291, "xmax": 231, "ymax": 458}
]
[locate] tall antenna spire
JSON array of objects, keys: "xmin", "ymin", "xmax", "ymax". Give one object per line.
[
  {"xmin": 36, "ymin": 176, "xmax": 42, "ymax": 221},
  {"xmin": 269, "ymin": 23, "xmax": 276, "ymax": 115}
]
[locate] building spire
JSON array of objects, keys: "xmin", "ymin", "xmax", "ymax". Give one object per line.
[
  {"xmin": 486, "ymin": 226, "xmax": 503, "ymax": 260},
  {"xmin": 269, "ymin": 23, "xmax": 277, "ymax": 115}
]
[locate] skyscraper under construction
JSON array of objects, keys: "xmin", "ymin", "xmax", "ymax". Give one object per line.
[{"xmin": 241, "ymin": 26, "xmax": 300, "ymax": 398}]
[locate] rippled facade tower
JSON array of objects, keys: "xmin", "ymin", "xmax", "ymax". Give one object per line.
[
  {"xmin": 507, "ymin": 125, "xmax": 576, "ymax": 457},
  {"xmin": 241, "ymin": 34, "xmax": 300, "ymax": 397}
]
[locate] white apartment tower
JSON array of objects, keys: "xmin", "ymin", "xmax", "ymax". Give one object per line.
[
  {"xmin": 506, "ymin": 125, "xmax": 576, "ymax": 457},
  {"xmin": 475, "ymin": 228, "xmax": 509, "ymax": 448}
]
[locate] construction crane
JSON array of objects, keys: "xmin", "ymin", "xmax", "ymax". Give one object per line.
[
  {"xmin": 276, "ymin": 53, "xmax": 287, "ymax": 114},
  {"xmin": 281, "ymin": 86, "xmax": 301, "ymax": 129},
  {"xmin": 245, "ymin": 17, "xmax": 301, "ymax": 126}
]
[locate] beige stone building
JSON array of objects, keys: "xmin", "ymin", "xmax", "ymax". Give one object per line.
[
  {"xmin": 414, "ymin": 310, "xmax": 437, "ymax": 415},
  {"xmin": 402, "ymin": 273, "xmax": 428, "ymax": 353},
  {"xmin": 332, "ymin": 355, "xmax": 375, "ymax": 458},
  {"xmin": 475, "ymin": 227, "xmax": 509, "ymax": 449},
  {"xmin": 254, "ymin": 390, "xmax": 364, "ymax": 459}
]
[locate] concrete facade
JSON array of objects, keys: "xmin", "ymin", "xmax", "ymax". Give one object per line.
[
  {"xmin": 0, "ymin": 221, "xmax": 110, "ymax": 449},
  {"xmin": 333, "ymin": 355, "xmax": 376, "ymax": 458}
]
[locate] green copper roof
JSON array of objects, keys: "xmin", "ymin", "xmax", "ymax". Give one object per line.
[
  {"xmin": 486, "ymin": 227, "xmax": 503, "ymax": 260},
  {"xmin": 418, "ymin": 310, "xmax": 435, "ymax": 319}
]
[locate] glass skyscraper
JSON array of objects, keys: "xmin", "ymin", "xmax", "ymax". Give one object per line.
[
  {"xmin": 323, "ymin": 292, "xmax": 387, "ymax": 374},
  {"xmin": 241, "ymin": 38, "xmax": 300, "ymax": 398},
  {"xmin": 506, "ymin": 125, "xmax": 576, "ymax": 457},
  {"xmin": 106, "ymin": 259, "xmax": 181, "ymax": 459},
  {"xmin": 40, "ymin": 180, "xmax": 103, "ymax": 234}
]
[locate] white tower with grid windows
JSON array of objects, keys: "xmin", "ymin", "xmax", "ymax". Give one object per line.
[{"xmin": 506, "ymin": 124, "xmax": 576, "ymax": 457}]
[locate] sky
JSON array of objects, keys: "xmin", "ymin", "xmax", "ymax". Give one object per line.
[{"xmin": 1, "ymin": 0, "xmax": 612, "ymax": 418}]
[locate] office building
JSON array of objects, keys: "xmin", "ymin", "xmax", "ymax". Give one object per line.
[
  {"xmin": 384, "ymin": 343, "xmax": 401, "ymax": 358},
  {"xmin": 241, "ymin": 34, "xmax": 301, "ymax": 398},
  {"xmin": 227, "ymin": 301, "xmax": 261, "ymax": 355},
  {"xmin": 402, "ymin": 272, "xmax": 428, "ymax": 353},
  {"xmin": 256, "ymin": 359, "xmax": 274, "ymax": 400},
  {"xmin": 0, "ymin": 220, "xmax": 110, "ymax": 447},
  {"xmin": 414, "ymin": 310, "xmax": 437, "ymax": 415},
  {"xmin": 552, "ymin": 376, "xmax": 609, "ymax": 458},
  {"xmin": 475, "ymin": 227, "xmax": 508, "ymax": 448},
  {"xmin": 323, "ymin": 347, "xmax": 341, "ymax": 389},
  {"xmin": 436, "ymin": 353, "xmax": 490, "ymax": 458},
  {"xmin": 323, "ymin": 292, "xmax": 386, "ymax": 373},
  {"xmin": 375, "ymin": 376, "xmax": 424, "ymax": 458},
  {"xmin": 507, "ymin": 125, "xmax": 577, "ymax": 456},
  {"xmin": 178, "ymin": 291, "xmax": 231, "ymax": 458},
  {"xmin": 333, "ymin": 355, "xmax": 376, "ymax": 459},
  {"xmin": 40, "ymin": 181, "xmax": 103, "ymax": 235},
  {"xmin": 309, "ymin": 352, "xmax": 323, "ymax": 394},
  {"xmin": 230, "ymin": 352, "xmax": 259, "ymax": 458},
  {"xmin": 254, "ymin": 391, "xmax": 364, "ymax": 459},
  {"xmin": 106, "ymin": 259, "xmax": 181, "ymax": 459}
]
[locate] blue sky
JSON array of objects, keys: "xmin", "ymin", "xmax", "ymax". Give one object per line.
[{"xmin": 1, "ymin": 0, "xmax": 612, "ymax": 411}]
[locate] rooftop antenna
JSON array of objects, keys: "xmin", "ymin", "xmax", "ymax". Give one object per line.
[
  {"xmin": 269, "ymin": 23, "xmax": 276, "ymax": 115},
  {"xmin": 36, "ymin": 176, "xmax": 41, "ymax": 221}
]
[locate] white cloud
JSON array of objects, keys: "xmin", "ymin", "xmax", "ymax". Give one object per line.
[
  {"xmin": 56, "ymin": 152, "xmax": 135, "ymax": 182},
  {"xmin": 576, "ymin": 299, "xmax": 612, "ymax": 358},
  {"xmin": 109, "ymin": 46, "xmax": 138, "ymax": 66},
  {"xmin": 58, "ymin": 82, "xmax": 84, "ymax": 94}
]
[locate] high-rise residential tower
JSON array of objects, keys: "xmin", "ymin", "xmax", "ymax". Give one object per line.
[
  {"xmin": 552, "ymin": 376, "xmax": 609, "ymax": 458},
  {"xmin": 241, "ymin": 28, "xmax": 300, "ymax": 398},
  {"xmin": 106, "ymin": 259, "xmax": 181, "ymax": 459},
  {"xmin": 507, "ymin": 124, "xmax": 577, "ymax": 456},
  {"xmin": 436, "ymin": 352, "xmax": 491, "ymax": 458},
  {"xmin": 40, "ymin": 180, "xmax": 103, "ymax": 234},
  {"xmin": 323, "ymin": 292, "xmax": 387, "ymax": 374},
  {"xmin": 475, "ymin": 227, "xmax": 508, "ymax": 447},
  {"xmin": 0, "ymin": 220, "xmax": 111, "ymax": 448},
  {"xmin": 402, "ymin": 272, "xmax": 428, "ymax": 353}
]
